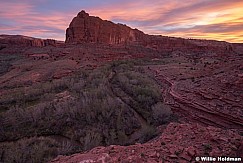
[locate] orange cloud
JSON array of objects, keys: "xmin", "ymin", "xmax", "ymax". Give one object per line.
[
  {"xmin": 88, "ymin": 0, "xmax": 243, "ymax": 43},
  {"xmin": 0, "ymin": 0, "xmax": 243, "ymax": 42}
]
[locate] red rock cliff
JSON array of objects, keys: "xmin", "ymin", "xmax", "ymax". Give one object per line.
[
  {"xmin": 65, "ymin": 11, "xmax": 243, "ymax": 56},
  {"xmin": 0, "ymin": 35, "xmax": 58, "ymax": 47},
  {"xmin": 65, "ymin": 10, "xmax": 145, "ymax": 44}
]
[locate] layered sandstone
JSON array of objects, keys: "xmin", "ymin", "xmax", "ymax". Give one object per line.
[
  {"xmin": 0, "ymin": 35, "xmax": 58, "ymax": 47},
  {"xmin": 65, "ymin": 10, "xmax": 145, "ymax": 44},
  {"xmin": 65, "ymin": 11, "xmax": 241, "ymax": 56}
]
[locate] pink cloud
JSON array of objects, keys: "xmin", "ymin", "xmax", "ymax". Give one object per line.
[
  {"xmin": 0, "ymin": 0, "xmax": 243, "ymax": 42},
  {"xmin": 0, "ymin": 2, "xmax": 33, "ymax": 17},
  {"xmin": 0, "ymin": 2, "xmax": 73, "ymax": 40}
]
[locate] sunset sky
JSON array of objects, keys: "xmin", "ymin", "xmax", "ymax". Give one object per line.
[{"xmin": 1, "ymin": 0, "xmax": 243, "ymax": 43}]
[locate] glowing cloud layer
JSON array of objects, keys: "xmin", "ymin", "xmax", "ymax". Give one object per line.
[{"xmin": 0, "ymin": 0, "xmax": 242, "ymax": 42}]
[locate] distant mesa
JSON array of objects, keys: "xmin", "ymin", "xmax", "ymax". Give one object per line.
[
  {"xmin": 65, "ymin": 10, "xmax": 145, "ymax": 44},
  {"xmin": 0, "ymin": 34, "xmax": 61, "ymax": 47}
]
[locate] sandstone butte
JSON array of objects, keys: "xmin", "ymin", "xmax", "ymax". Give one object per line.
[
  {"xmin": 66, "ymin": 10, "xmax": 145, "ymax": 44},
  {"xmin": 65, "ymin": 10, "xmax": 243, "ymax": 56}
]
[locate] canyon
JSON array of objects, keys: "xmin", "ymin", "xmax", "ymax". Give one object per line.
[{"xmin": 0, "ymin": 10, "xmax": 242, "ymax": 163}]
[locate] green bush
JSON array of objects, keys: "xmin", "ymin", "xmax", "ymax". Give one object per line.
[{"xmin": 111, "ymin": 66, "xmax": 166, "ymax": 124}]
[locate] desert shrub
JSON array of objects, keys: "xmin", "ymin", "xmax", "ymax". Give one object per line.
[
  {"xmin": 138, "ymin": 126, "xmax": 157, "ymax": 143},
  {"xmin": 0, "ymin": 54, "xmax": 22, "ymax": 75},
  {"xmin": 0, "ymin": 60, "xmax": 173, "ymax": 162},
  {"xmin": 57, "ymin": 140, "xmax": 80, "ymax": 156},
  {"xmin": 114, "ymin": 71, "xmax": 161, "ymax": 106},
  {"xmin": 151, "ymin": 102, "xmax": 172, "ymax": 125},
  {"xmin": 111, "ymin": 65, "xmax": 165, "ymax": 124},
  {"xmin": 0, "ymin": 137, "xmax": 58, "ymax": 163},
  {"xmin": 0, "ymin": 78, "xmax": 71, "ymax": 112},
  {"xmin": 83, "ymin": 129, "xmax": 103, "ymax": 150},
  {"xmin": 117, "ymin": 131, "xmax": 129, "ymax": 145},
  {"xmin": 0, "ymin": 136, "xmax": 81, "ymax": 163}
]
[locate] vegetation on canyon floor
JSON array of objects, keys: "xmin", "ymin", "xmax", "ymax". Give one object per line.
[{"xmin": 0, "ymin": 59, "xmax": 173, "ymax": 163}]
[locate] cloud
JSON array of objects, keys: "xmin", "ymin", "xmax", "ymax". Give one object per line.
[
  {"xmin": 0, "ymin": 2, "xmax": 33, "ymax": 17},
  {"xmin": 0, "ymin": 0, "xmax": 242, "ymax": 42},
  {"xmin": 0, "ymin": 1, "xmax": 74, "ymax": 40},
  {"xmin": 86, "ymin": 0, "xmax": 243, "ymax": 42}
]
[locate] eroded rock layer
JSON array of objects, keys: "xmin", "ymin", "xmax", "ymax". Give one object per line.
[
  {"xmin": 65, "ymin": 11, "xmax": 243, "ymax": 57},
  {"xmin": 0, "ymin": 35, "xmax": 59, "ymax": 47}
]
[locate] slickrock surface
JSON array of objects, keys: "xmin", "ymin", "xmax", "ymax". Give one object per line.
[{"xmin": 51, "ymin": 122, "xmax": 243, "ymax": 163}]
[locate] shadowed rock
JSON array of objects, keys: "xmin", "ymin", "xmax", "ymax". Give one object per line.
[{"xmin": 0, "ymin": 35, "xmax": 61, "ymax": 47}]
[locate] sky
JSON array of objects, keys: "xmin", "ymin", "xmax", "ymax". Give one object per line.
[{"xmin": 0, "ymin": 0, "xmax": 243, "ymax": 43}]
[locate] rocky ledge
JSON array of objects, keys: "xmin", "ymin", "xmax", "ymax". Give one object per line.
[
  {"xmin": 0, "ymin": 34, "xmax": 60, "ymax": 47},
  {"xmin": 51, "ymin": 122, "xmax": 243, "ymax": 163}
]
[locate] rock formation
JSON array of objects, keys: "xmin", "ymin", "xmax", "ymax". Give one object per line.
[
  {"xmin": 51, "ymin": 123, "xmax": 243, "ymax": 163},
  {"xmin": 66, "ymin": 10, "xmax": 145, "ymax": 44},
  {"xmin": 0, "ymin": 35, "xmax": 59, "ymax": 47},
  {"xmin": 66, "ymin": 11, "xmax": 241, "ymax": 57}
]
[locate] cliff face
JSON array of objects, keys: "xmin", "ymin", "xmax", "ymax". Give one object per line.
[
  {"xmin": 0, "ymin": 35, "xmax": 58, "ymax": 47},
  {"xmin": 65, "ymin": 10, "xmax": 145, "ymax": 44},
  {"xmin": 65, "ymin": 11, "xmax": 241, "ymax": 56}
]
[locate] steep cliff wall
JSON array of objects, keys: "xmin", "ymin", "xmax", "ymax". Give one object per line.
[
  {"xmin": 65, "ymin": 10, "xmax": 145, "ymax": 44},
  {"xmin": 66, "ymin": 10, "xmax": 242, "ymax": 55}
]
